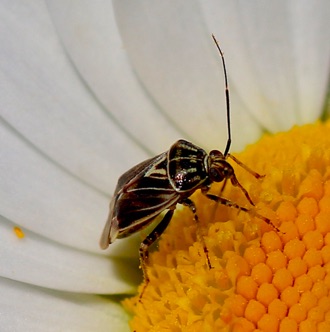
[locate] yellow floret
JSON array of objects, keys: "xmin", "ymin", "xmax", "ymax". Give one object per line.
[{"xmin": 124, "ymin": 121, "xmax": 330, "ymax": 331}]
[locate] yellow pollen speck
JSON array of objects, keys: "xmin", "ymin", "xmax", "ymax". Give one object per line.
[
  {"xmin": 123, "ymin": 121, "xmax": 330, "ymax": 331},
  {"xmin": 13, "ymin": 226, "xmax": 25, "ymax": 239}
]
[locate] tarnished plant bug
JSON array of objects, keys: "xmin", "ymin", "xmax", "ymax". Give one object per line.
[{"xmin": 100, "ymin": 35, "xmax": 274, "ymax": 299}]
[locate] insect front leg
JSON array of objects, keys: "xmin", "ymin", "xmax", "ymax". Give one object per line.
[
  {"xmin": 227, "ymin": 154, "xmax": 265, "ymax": 179},
  {"xmin": 204, "ymin": 193, "xmax": 278, "ymax": 230},
  {"xmin": 181, "ymin": 198, "xmax": 212, "ymax": 269},
  {"xmin": 139, "ymin": 208, "xmax": 175, "ymax": 300}
]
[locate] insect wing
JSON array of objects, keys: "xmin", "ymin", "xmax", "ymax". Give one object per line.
[
  {"xmin": 100, "ymin": 152, "xmax": 179, "ymax": 248},
  {"xmin": 115, "ymin": 155, "xmax": 161, "ymax": 193},
  {"xmin": 100, "ymin": 155, "xmax": 163, "ymax": 249},
  {"xmin": 116, "ymin": 152, "xmax": 179, "ymax": 236}
]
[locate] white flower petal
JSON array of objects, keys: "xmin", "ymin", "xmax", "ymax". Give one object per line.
[
  {"xmin": 0, "ymin": 217, "xmax": 139, "ymax": 293},
  {"xmin": 290, "ymin": 1, "xmax": 330, "ymax": 123},
  {"xmin": 46, "ymin": 0, "xmax": 183, "ymax": 154},
  {"xmin": 113, "ymin": 0, "xmax": 265, "ymax": 151},
  {"xmin": 0, "ymin": 278, "xmax": 130, "ymax": 332},
  {"xmin": 200, "ymin": 0, "xmax": 330, "ymax": 130},
  {"xmin": 112, "ymin": 1, "xmax": 330, "ymax": 146},
  {"xmin": 0, "ymin": 0, "xmax": 149, "ymax": 195},
  {"xmin": 0, "ymin": 1, "xmax": 148, "ymax": 255},
  {"xmin": 1, "ymin": 119, "xmax": 127, "ymax": 254},
  {"xmin": 0, "ymin": 116, "xmax": 146, "ymax": 260}
]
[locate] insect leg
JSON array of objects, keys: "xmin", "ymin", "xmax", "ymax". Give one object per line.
[
  {"xmin": 227, "ymin": 153, "xmax": 265, "ymax": 179},
  {"xmin": 182, "ymin": 198, "xmax": 212, "ymax": 269},
  {"xmin": 139, "ymin": 208, "xmax": 175, "ymax": 300},
  {"xmin": 228, "ymin": 173, "xmax": 255, "ymax": 206},
  {"xmin": 205, "ymin": 193, "xmax": 278, "ymax": 230}
]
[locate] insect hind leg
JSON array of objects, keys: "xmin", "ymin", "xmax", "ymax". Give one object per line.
[
  {"xmin": 139, "ymin": 208, "xmax": 174, "ymax": 301},
  {"xmin": 182, "ymin": 198, "xmax": 212, "ymax": 269}
]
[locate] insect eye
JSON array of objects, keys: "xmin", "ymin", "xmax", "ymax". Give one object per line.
[
  {"xmin": 209, "ymin": 167, "xmax": 223, "ymax": 182},
  {"xmin": 222, "ymin": 165, "xmax": 233, "ymax": 178}
]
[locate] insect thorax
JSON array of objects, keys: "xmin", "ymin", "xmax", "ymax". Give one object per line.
[{"xmin": 168, "ymin": 139, "xmax": 209, "ymax": 192}]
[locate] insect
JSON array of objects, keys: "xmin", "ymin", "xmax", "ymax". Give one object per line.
[{"xmin": 100, "ymin": 35, "xmax": 273, "ymax": 298}]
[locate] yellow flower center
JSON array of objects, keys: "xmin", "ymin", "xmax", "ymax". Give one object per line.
[{"xmin": 124, "ymin": 121, "xmax": 330, "ymax": 331}]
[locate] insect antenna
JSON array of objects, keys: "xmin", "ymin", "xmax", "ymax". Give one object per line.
[
  {"xmin": 212, "ymin": 34, "xmax": 231, "ymax": 157},
  {"xmin": 207, "ymin": 35, "xmax": 232, "ymax": 225},
  {"xmin": 212, "ymin": 35, "xmax": 264, "ymax": 180},
  {"xmin": 209, "ymin": 35, "xmax": 277, "ymax": 230}
]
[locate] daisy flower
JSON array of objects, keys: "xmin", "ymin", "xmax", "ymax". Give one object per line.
[{"xmin": 0, "ymin": 1, "xmax": 329, "ymax": 331}]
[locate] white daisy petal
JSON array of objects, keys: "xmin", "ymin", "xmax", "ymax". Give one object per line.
[
  {"xmin": 0, "ymin": 116, "xmax": 146, "ymax": 260},
  {"xmin": 113, "ymin": 1, "xmax": 330, "ymax": 146},
  {"xmin": 0, "ymin": 278, "xmax": 130, "ymax": 332},
  {"xmin": 290, "ymin": 1, "xmax": 330, "ymax": 123},
  {"xmin": 0, "ymin": 1, "xmax": 150, "ymax": 255},
  {"xmin": 200, "ymin": 0, "xmax": 330, "ymax": 131},
  {"xmin": 0, "ymin": 0, "xmax": 149, "ymax": 196},
  {"xmin": 0, "ymin": 217, "xmax": 139, "ymax": 294},
  {"xmin": 46, "ymin": 0, "xmax": 183, "ymax": 154},
  {"xmin": 1, "ymin": 119, "xmax": 132, "ymax": 254},
  {"xmin": 112, "ymin": 0, "xmax": 264, "ymax": 151}
]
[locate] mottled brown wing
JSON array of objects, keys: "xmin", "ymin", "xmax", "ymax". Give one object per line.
[
  {"xmin": 115, "ymin": 151, "xmax": 180, "ymax": 237},
  {"xmin": 100, "ymin": 151, "xmax": 179, "ymax": 248}
]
